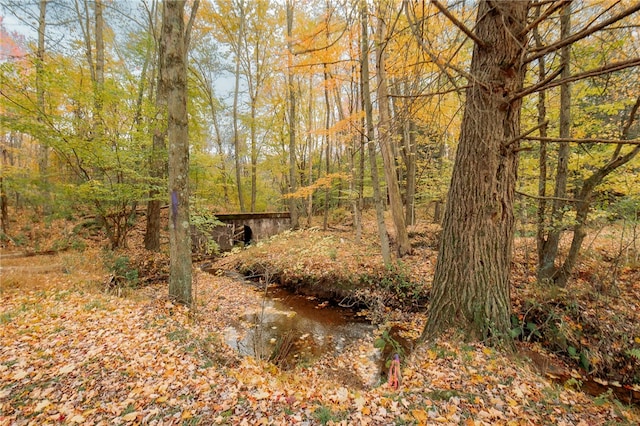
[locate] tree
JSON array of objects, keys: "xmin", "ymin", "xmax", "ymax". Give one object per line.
[
  {"xmin": 360, "ymin": 0, "xmax": 391, "ymax": 265},
  {"xmin": 144, "ymin": 0, "xmax": 166, "ymax": 251},
  {"xmin": 286, "ymin": 0, "xmax": 299, "ymax": 228},
  {"xmin": 164, "ymin": 0, "xmax": 199, "ymax": 305},
  {"xmin": 374, "ymin": 0, "xmax": 411, "ymax": 256},
  {"xmin": 422, "ymin": 0, "xmax": 640, "ymax": 343},
  {"xmin": 537, "ymin": 2, "xmax": 571, "ymax": 284},
  {"xmin": 422, "ymin": 1, "xmax": 529, "ymax": 343}
]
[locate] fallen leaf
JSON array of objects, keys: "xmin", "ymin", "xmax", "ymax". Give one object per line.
[
  {"xmin": 12, "ymin": 369, "xmax": 28, "ymax": 380},
  {"xmin": 68, "ymin": 415, "xmax": 85, "ymax": 423},
  {"xmin": 122, "ymin": 411, "xmax": 138, "ymax": 421},
  {"xmin": 412, "ymin": 409, "xmax": 428, "ymax": 424},
  {"xmin": 59, "ymin": 363, "xmax": 75, "ymax": 375},
  {"xmin": 34, "ymin": 399, "xmax": 50, "ymax": 412}
]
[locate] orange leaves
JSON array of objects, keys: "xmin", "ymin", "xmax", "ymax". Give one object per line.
[{"xmin": 2, "ymin": 250, "xmax": 640, "ymax": 425}]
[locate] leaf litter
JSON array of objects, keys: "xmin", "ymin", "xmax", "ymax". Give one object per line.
[
  {"xmin": 2, "ymin": 214, "xmax": 640, "ymax": 424},
  {"xmin": 2, "ymin": 250, "xmax": 639, "ymax": 425}
]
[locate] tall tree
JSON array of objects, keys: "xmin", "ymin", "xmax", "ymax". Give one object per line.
[
  {"xmin": 375, "ymin": 1, "xmax": 411, "ymax": 256},
  {"xmin": 145, "ymin": 0, "xmax": 165, "ymax": 251},
  {"xmin": 286, "ymin": 0, "xmax": 299, "ymax": 228},
  {"xmin": 164, "ymin": 0, "xmax": 199, "ymax": 305},
  {"xmin": 361, "ymin": 0, "xmax": 391, "ymax": 265},
  {"xmin": 538, "ymin": 2, "xmax": 571, "ymax": 283},
  {"xmin": 422, "ymin": 1, "xmax": 529, "ymax": 342},
  {"xmin": 231, "ymin": 0, "xmax": 246, "ymax": 211},
  {"xmin": 36, "ymin": 0, "xmax": 50, "ymax": 215}
]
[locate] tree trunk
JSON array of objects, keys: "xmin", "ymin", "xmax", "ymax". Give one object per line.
[
  {"xmin": 533, "ymin": 3, "xmax": 549, "ymax": 270},
  {"xmin": 422, "ymin": 0, "xmax": 529, "ymax": 344},
  {"xmin": 0, "ymin": 144, "xmax": 8, "ymax": 235},
  {"xmin": 554, "ymin": 96, "xmax": 640, "ymax": 287},
  {"xmin": 538, "ymin": 3, "xmax": 571, "ymax": 283},
  {"xmin": 361, "ymin": 0, "xmax": 390, "ymax": 265},
  {"xmin": 36, "ymin": 0, "xmax": 50, "ymax": 215},
  {"xmin": 322, "ymin": 66, "xmax": 331, "ymax": 231},
  {"xmin": 286, "ymin": 0, "xmax": 299, "ymax": 229},
  {"xmin": 232, "ymin": 3, "xmax": 245, "ymax": 212},
  {"xmin": 94, "ymin": 0, "xmax": 104, "ymax": 114},
  {"xmin": 164, "ymin": 0, "xmax": 192, "ymax": 306},
  {"xmin": 145, "ymin": 4, "xmax": 165, "ymax": 251},
  {"xmin": 404, "ymin": 119, "xmax": 417, "ymax": 227},
  {"xmin": 375, "ymin": 7, "xmax": 411, "ymax": 256}
]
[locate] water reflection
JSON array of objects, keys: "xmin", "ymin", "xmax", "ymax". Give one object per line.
[{"xmin": 224, "ymin": 286, "xmax": 374, "ymax": 368}]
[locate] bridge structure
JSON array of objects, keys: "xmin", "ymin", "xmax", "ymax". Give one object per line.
[{"xmin": 194, "ymin": 212, "xmax": 292, "ymax": 253}]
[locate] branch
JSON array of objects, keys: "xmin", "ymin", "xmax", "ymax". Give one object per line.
[
  {"xmin": 525, "ymin": 2, "xmax": 640, "ymax": 63},
  {"xmin": 185, "ymin": 0, "xmax": 200, "ymax": 52},
  {"xmin": 388, "ymin": 85, "xmax": 470, "ymax": 98},
  {"xmin": 519, "ymin": 0, "xmax": 571, "ymax": 37},
  {"xmin": 511, "ymin": 65, "xmax": 563, "ymax": 101},
  {"xmin": 431, "ymin": 0, "xmax": 487, "ymax": 49},
  {"xmin": 503, "ymin": 120, "xmax": 549, "ymax": 148},
  {"xmin": 512, "ymin": 57, "xmax": 640, "ymax": 100},
  {"xmin": 522, "ymin": 136, "xmax": 640, "ymax": 145},
  {"xmin": 516, "ymin": 190, "xmax": 580, "ymax": 203},
  {"xmin": 402, "ymin": 0, "xmax": 482, "ymax": 88}
]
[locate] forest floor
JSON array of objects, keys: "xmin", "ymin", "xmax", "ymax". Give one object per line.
[{"xmin": 1, "ymin": 211, "xmax": 640, "ymax": 425}]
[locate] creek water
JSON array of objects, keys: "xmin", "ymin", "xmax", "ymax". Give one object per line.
[{"xmin": 223, "ymin": 285, "xmax": 375, "ymax": 369}]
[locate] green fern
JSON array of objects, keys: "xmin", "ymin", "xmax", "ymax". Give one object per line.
[{"xmin": 627, "ymin": 348, "xmax": 640, "ymax": 360}]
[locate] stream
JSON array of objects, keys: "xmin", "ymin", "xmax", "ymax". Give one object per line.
[
  {"xmin": 218, "ymin": 273, "xmax": 639, "ymax": 405},
  {"xmin": 223, "ymin": 284, "xmax": 376, "ymax": 369}
]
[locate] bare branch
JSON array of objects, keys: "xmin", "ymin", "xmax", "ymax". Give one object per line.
[
  {"xmin": 519, "ymin": 0, "xmax": 571, "ymax": 37},
  {"xmin": 503, "ymin": 120, "xmax": 549, "ymax": 148},
  {"xmin": 525, "ymin": 2, "xmax": 640, "ymax": 63},
  {"xmin": 513, "ymin": 57, "xmax": 640, "ymax": 100},
  {"xmin": 522, "ymin": 136, "xmax": 640, "ymax": 145},
  {"xmin": 185, "ymin": 0, "xmax": 200, "ymax": 52},
  {"xmin": 511, "ymin": 65, "xmax": 563, "ymax": 101},
  {"xmin": 516, "ymin": 190, "xmax": 581, "ymax": 203},
  {"xmin": 431, "ymin": 0, "xmax": 487, "ymax": 49},
  {"xmin": 403, "ymin": 0, "xmax": 483, "ymax": 89}
]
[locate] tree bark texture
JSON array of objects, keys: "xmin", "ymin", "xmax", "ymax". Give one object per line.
[
  {"xmin": 163, "ymin": 0, "xmax": 192, "ymax": 306},
  {"xmin": 423, "ymin": 0, "xmax": 529, "ymax": 343}
]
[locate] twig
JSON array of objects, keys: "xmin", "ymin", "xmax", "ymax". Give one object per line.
[
  {"xmin": 522, "ymin": 136, "xmax": 640, "ymax": 145},
  {"xmin": 431, "ymin": 0, "xmax": 487, "ymax": 49},
  {"xmin": 525, "ymin": 2, "xmax": 640, "ymax": 63},
  {"xmin": 516, "ymin": 190, "xmax": 580, "ymax": 203},
  {"xmin": 503, "ymin": 120, "xmax": 549, "ymax": 147}
]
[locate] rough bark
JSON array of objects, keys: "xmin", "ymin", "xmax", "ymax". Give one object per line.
[
  {"xmin": 164, "ymin": 0, "xmax": 192, "ymax": 306},
  {"xmin": 423, "ymin": 0, "xmax": 529, "ymax": 343}
]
